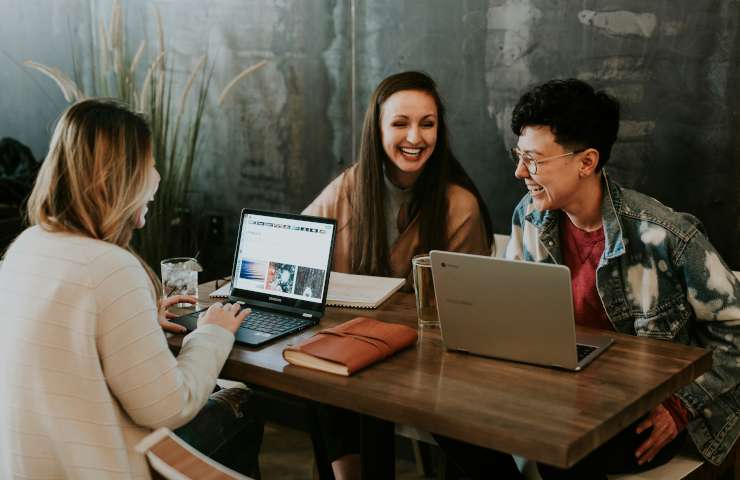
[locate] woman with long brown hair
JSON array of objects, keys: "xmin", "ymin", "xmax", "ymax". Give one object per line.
[
  {"xmin": 0, "ymin": 99, "xmax": 261, "ymax": 479},
  {"xmin": 304, "ymin": 70, "xmax": 492, "ymax": 283},
  {"xmin": 304, "ymin": 71, "xmax": 492, "ymax": 479}
]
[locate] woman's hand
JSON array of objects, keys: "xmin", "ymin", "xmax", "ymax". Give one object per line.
[
  {"xmin": 158, "ymin": 295, "xmax": 197, "ymax": 333},
  {"xmin": 198, "ymin": 302, "xmax": 251, "ymax": 334}
]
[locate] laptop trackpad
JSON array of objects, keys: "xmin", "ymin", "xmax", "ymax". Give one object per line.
[
  {"xmin": 172, "ymin": 309, "xmax": 206, "ymax": 332},
  {"xmin": 575, "ymin": 332, "xmax": 614, "ymax": 367}
]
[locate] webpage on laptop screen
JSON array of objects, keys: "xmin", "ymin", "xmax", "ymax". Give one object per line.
[{"xmin": 233, "ymin": 214, "xmax": 334, "ymax": 304}]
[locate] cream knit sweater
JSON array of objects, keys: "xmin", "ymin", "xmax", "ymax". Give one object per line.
[{"xmin": 0, "ymin": 226, "xmax": 235, "ymax": 479}]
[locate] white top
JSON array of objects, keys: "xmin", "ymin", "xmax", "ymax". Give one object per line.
[{"xmin": 0, "ymin": 226, "xmax": 235, "ymax": 479}]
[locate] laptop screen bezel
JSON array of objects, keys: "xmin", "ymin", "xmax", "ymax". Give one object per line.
[{"xmin": 228, "ymin": 208, "xmax": 337, "ymax": 317}]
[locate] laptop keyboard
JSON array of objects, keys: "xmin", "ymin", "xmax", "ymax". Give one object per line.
[
  {"xmin": 576, "ymin": 343, "xmax": 597, "ymax": 362},
  {"xmin": 239, "ymin": 310, "xmax": 312, "ymax": 336}
]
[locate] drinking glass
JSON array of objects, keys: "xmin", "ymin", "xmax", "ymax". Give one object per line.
[
  {"xmin": 412, "ymin": 254, "xmax": 439, "ymax": 328},
  {"xmin": 161, "ymin": 257, "xmax": 201, "ymax": 307}
]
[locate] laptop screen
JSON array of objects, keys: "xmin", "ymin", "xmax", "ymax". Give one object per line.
[{"xmin": 231, "ymin": 211, "xmax": 335, "ymax": 308}]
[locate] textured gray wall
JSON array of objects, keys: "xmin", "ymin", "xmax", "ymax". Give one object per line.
[
  {"xmin": 0, "ymin": 0, "xmax": 90, "ymax": 160},
  {"xmin": 353, "ymin": 0, "xmax": 740, "ymax": 269},
  {"xmin": 1, "ymin": 0, "xmax": 738, "ymax": 269}
]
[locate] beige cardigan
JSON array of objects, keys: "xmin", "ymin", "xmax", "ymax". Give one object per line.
[
  {"xmin": 0, "ymin": 227, "xmax": 235, "ymax": 479},
  {"xmin": 303, "ymin": 164, "xmax": 491, "ymax": 280}
]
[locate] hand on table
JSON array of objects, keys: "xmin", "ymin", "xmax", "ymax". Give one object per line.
[
  {"xmin": 635, "ymin": 403, "xmax": 680, "ymax": 465},
  {"xmin": 158, "ymin": 294, "xmax": 197, "ymax": 333}
]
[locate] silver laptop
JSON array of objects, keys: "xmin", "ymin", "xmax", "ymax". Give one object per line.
[{"xmin": 430, "ymin": 251, "xmax": 613, "ymax": 371}]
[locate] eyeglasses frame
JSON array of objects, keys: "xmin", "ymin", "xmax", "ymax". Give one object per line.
[{"xmin": 510, "ymin": 147, "xmax": 587, "ymax": 175}]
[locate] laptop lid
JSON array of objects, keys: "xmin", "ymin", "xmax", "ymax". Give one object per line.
[
  {"xmin": 430, "ymin": 251, "xmax": 611, "ymax": 371},
  {"xmin": 229, "ymin": 209, "xmax": 337, "ymax": 318}
]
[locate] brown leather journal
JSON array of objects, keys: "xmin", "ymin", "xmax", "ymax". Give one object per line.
[{"xmin": 282, "ymin": 316, "xmax": 418, "ymax": 376}]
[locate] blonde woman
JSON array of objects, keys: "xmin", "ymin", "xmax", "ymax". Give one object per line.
[{"xmin": 0, "ymin": 99, "xmax": 262, "ymax": 479}]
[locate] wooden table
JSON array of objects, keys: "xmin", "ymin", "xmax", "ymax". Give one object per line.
[{"xmin": 169, "ymin": 280, "xmax": 712, "ymax": 473}]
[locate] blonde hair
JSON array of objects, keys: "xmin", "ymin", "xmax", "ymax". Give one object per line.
[{"xmin": 27, "ymin": 98, "xmax": 162, "ymax": 298}]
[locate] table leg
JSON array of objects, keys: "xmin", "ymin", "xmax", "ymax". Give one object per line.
[{"xmin": 360, "ymin": 414, "xmax": 395, "ymax": 479}]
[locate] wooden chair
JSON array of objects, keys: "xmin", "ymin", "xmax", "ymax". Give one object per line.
[{"xmin": 135, "ymin": 427, "xmax": 253, "ymax": 480}]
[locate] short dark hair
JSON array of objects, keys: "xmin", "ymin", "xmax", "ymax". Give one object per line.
[{"xmin": 511, "ymin": 79, "xmax": 620, "ymax": 170}]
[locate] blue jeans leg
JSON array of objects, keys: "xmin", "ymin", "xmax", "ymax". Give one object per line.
[{"xmin": 175, "ymin": 387, "xmax": 264, "ymax": 479}]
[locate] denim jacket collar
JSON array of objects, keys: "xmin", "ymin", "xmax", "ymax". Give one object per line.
[{"xmin": 599, "ymin": 172, "xmax": 627, "ymax": 261}]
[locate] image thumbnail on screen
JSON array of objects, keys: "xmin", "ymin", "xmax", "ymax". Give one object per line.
[
  {"xmin": 265, "ymin": 262, "xmax": 297, "ymax": 294},
  {"xmin": 239, "ymin": 259, "xmax": 268, "ymax": 289},
  {"xmin": 294, "ymin": 266, "xmax": 326, "ymax": 299}
]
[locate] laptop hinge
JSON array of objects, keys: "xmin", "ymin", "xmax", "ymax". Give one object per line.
[{"xmin": 232, "ymin": 297, "xmax": 321, "ymax": 319}]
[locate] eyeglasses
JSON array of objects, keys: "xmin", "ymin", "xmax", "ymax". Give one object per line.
[{"xmin": 510, "ymin": 147, "xmax": 585, "ymax": 175}]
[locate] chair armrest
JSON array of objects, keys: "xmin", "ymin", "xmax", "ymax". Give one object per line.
[{"xmin": 136, "ymin": 427, "xmax": 253, "ymax": 480}]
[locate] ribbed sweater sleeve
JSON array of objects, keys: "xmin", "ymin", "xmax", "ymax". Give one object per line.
[{"xmin": 93, "ymin": 248, "xmax": 234, "ymax": 430}]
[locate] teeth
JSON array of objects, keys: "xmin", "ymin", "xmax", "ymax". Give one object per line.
[{"xmin": 400, "ymin": 147, "xmax": 422, "ymax": 156}]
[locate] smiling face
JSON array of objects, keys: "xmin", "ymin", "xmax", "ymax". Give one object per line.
[
  {"xmin": 514, "ymin": 125, "xmax": 583, "ymax": 212},
  {"xmin": 379, "ymin": 89, "xmax": 438, "ymax": 188}
]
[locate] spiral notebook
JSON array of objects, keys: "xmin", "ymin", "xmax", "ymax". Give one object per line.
[{"xmin": 210, "ymin": 272, "xmax": 405, "ymax": 309}]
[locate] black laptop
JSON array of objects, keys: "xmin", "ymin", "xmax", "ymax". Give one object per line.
[{"xmin": 173, "ymin": 209, "xmax": 337, "ymax": 347}]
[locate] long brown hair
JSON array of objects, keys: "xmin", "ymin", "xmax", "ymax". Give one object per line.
[
  {"xmin": 350, "ymin": 71, "xmax": 492, "ymax": 275},
  {"xmin": 27, "ymin": 98, "xmax": 162, "ymax": 298}
]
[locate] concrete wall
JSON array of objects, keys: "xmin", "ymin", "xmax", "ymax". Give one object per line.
[
  {"xmin": 1, "ymin": 0, "xmax": 738, "ymax": 270},
  {"xmin": 0, "ymin": 0, "xmax": 89, "ymax": 160},
  {"xmin": 353, "ymin": 0, "xmax": 740, "ymax": 270}
]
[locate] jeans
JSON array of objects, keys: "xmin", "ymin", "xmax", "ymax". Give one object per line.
[{"xmin": 175, "ymin": 387, "xmax": 264, "ymax": 479}]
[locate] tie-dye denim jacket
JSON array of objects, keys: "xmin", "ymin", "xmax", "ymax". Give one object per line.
[{"xmin": 505, "ymin": 172, "xmax": 740, "ymax": 465}]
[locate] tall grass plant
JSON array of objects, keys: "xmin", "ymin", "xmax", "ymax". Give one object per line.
[{"xmin": 26, "ymin": 1, "xmax": 265, "ymax": 268}]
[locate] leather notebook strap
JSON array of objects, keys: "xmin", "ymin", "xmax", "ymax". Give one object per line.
[{"xmin": 320, "ymin": 330, "xmax": 393, "ymax": 357}]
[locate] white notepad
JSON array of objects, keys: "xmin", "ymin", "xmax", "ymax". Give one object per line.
[
  {"xmin": 325, "ymin": 272, "xmax": 406, "ymax": 309},
  {"xmin": 210, "ymin": 272, "xmax": 406, "ymax": 309},
  {"xmin": 209, "ymin": 281, "xmax": 233, "ymax": 298}
]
